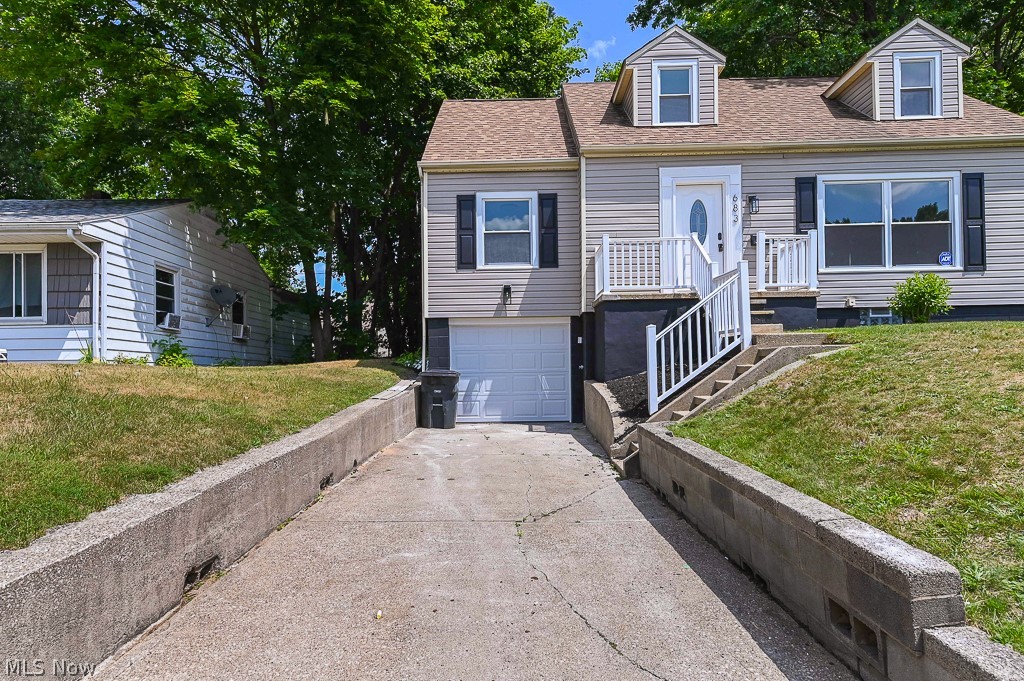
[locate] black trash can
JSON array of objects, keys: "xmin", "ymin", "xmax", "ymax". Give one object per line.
[{"xmin": 418, "ymin": 369, "xmax": 460, "ymax": 429}]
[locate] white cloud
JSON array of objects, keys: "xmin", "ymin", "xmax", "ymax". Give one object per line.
[{"xmin": 588, "ymin": 37, "xmax": 616, "ymax": 62}]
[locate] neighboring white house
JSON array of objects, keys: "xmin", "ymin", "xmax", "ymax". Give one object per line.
[{"xmin": 0, "ymin": 200, "xmax": 310, "ymax": 364}]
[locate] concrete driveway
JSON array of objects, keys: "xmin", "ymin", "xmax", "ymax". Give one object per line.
[{"xmin": 95, "ymin": 424, "xmax": 855, "ymax": 681}]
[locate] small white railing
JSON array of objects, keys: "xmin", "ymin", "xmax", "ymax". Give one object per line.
[
  {"xmin": 594, "ymin": 234, "xmax": 715, "ymax": 297},
  {"xmin": 646, "ymin": 261, "xmax": 752, "ymax": 414},
  {"xmin": 755, "ymin": 230, "xmax": 818, "ymax": 291}
]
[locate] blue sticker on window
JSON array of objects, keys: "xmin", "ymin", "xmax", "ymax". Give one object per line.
[
  {"xmin": 938, "ymin": 251, "xmax": 953, "ymax": 266},
  {"xmin": 689, "ymin": 200, "xmax": 708, "ymax": 243}
]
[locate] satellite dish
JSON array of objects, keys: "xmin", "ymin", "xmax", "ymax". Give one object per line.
[{"xmin": 210, "ymin": 285, "xmax": 239, "ymax": 308}]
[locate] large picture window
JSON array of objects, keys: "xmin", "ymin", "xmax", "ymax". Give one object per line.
[
  {"xmin": 654, "ymin": 61, "xmax": 697, "ymax": 125},
  {"xmin": 821, "ymin": 174, "xmax": 956, "ymax": 270},
  {"xmin": 476, "ymin": 192, "xmax": 538, "ymax": 267},
  {"xmin": 0, "ymin": 251, "xmax": 44, "ymax": 320}
]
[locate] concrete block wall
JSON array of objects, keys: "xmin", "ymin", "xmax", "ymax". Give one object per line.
[
  {"xmin": 637, "ymin": 424, "xmax": 1024, "ymax": 681},
  {"xmin": 0, "ymin": 385, "xmax": 418, "ymax": 679}
]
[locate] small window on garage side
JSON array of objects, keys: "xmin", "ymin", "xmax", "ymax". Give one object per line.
[
  {"xmin": 231, "ymin": 293, "xmax": 245, "ymax": 326},
  {"xmin": 477, "ymin": 192, "xmax": 537, "ymax": 267},
  {"xmin": 155, "ymin": 266, "xmax": 177, "ymax": 325}
]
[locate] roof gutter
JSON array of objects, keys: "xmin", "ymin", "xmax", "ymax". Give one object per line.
[
  {"xmin": 580, "ymin": 134, "xmax": 1024, "ymax": 157},
  {"xmin": 417, "ymin": 158, "xmax": 580, "ymax": 173},
  {"xmin": 66, "ymin": 227, "xmax": 102, "ymax": 362}
]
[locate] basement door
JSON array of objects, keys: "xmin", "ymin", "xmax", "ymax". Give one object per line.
[{"xmin": 450, "ymin": 319, "xmax": 571, "ymax": 422}]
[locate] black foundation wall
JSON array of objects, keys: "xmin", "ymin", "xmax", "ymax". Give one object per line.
[
  {"xmin": 425, "ymin": 318, "xmax": 450, "ymax": 369},
  {"xmin": 594, "ymin": 299, "xmax": 696, "ymax": 382}
]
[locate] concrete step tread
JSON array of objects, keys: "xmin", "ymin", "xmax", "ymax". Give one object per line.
[
  {"xmin": 753, "ymin": 332, "xmax": 831, "ymax": 347},
  {"xmin": 691, "ymin": 395, "xmax": 712, "ymax": 406},
  {"xmin": 750, "ymin": 309, "xmax": 776, "ymax": 316},
  {"xmin": 712, "ymin": 379, "xmax": 732, "ymax": 392},
  {"xmin": 735, "ymin": 364, "xmax": 755, "ymax": 374},
  {"xmin": 751, "ymin": 323, "xmax": 784, "ymax": 334},
  {"xmin": 671, "ymin": 410, "xmax": 691, "ymax": 421}
]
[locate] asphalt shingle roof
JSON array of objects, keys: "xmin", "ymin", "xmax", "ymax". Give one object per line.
[
  {"xmin": 421, "ymin": 78, "xmax": 1024, "ymax": 162},
  {"xmin": 421, "ymin": 97, "xmax": 577, "ymax": 162},
  {"xmin": 0, "ymin": 200, "xmax": 188, "ymax": 225}
]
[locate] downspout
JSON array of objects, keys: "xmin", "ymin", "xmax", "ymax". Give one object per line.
[
  {"xmin": 419, "ymin": 167, "xmax": 428, "ymax": 369},
  {"xmin": 67, "ymin": 228, "xmax": 101, "ymax": 361}
]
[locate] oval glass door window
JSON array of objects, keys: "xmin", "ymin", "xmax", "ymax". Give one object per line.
[{"xmin": 689, "ymin": 200, "xmax": 708, "ymax": 243}]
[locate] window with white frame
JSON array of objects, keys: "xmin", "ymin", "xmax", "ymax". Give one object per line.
[
  {"xmin": 654, "ymin": 61, "xmax": 697, "ymax": 125},
  {"xmin": 895, "ymin": 53, "xmax": 941, "ymax": 118},
  {"xmin": 821, "ymin": 175, "xmax": 957, "ymax": 269},
  {"xmin": 0, "ymin": 250, "xmax": 44, "ymax": 320},
  {"xmin": 155, "ymin": 266, "xmax": 177, "ymax": 325},
  {"xmin": 476, "ymin": 192, "xmax": 537, "ymax": 267}
]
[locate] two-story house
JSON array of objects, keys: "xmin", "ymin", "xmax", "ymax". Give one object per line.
[{"xmin": 419, "ymin": 19, "xmax": 1024, "ymax": 423}]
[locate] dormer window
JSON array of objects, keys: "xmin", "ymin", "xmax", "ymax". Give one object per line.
[
  {"xmin": 653, "ymin": 60, "xmax": 698, "ymax": 125},
  {"xmin": 894, "ymin": 52, "xmax": 941, "ymax": 118}
]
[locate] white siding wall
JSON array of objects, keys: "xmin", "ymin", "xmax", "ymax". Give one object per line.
[
  {"xmin": 874, "ymin": 25, "xmax": 962, "ymax": 120},
  {"xmin": 83, "ymin": 205, "xmax": 280, "ymax": 365},
  {"xmin": 838, "ymin": 68, "xmax": 876, "ymax": 119},
  {"xmin": 0, "ymin": 326, "xmax": 90, "ymax": 362},
  {"xmin": 584, "ymin": 147, "xmax": 1024, "ymax": 309},
  {"xmin": 628, "ymin": 32, "xmax": 721, "ymax": 126},
  {"xmin": 426, "ymin": 170, "xmax": 581, "ymax": 318}
]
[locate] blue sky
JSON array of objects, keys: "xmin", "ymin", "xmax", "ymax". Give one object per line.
[{"xmin": 549, "ymin": 1, "xmax": 662, "ymax": 81}]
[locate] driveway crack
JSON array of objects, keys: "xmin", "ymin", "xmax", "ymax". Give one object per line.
[
  {"xmin": 528, "ymin": 483, "xmax": 614, "ymax": 522},
  {"xmin": 515, "ymin": 532, "xmax": 669, "ymax": 681}
]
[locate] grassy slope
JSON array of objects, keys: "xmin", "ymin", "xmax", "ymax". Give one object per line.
[
  {"xmin": 670, "ymin": 322, "xmax": 1024, "ymax": 653},
  {"xmin": 0, "ymin": 360, "xmax": 407, "ymax": 550}
]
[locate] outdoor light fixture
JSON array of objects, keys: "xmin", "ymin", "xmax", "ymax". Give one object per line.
[
  {"xmin": 748, "ymin": 195, "xmax": 760, "ymax": 214},
  {"xmin": 502, "ymin": 284, "xmax": 512, "ymax": 305}
]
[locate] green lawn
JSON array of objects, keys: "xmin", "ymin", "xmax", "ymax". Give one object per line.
[
  {"xmin": 0, "ymin": 360, "xmax": 407, "ymax": 550},
  {"xmin": 670, "ymin": 322, "xmax": 1024, "ymax": 653}
]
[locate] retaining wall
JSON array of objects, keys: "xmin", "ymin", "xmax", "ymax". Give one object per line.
[
  {"xmin": 637, "ymin": 423, "xmax": 1024, "ymax": 681},
  {"xmin": 0, "ymin": 384, "xmax": 417, "ymax": 679}
]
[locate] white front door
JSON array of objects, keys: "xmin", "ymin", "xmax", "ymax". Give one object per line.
[
  {"xmin": 673, "ymin": 183, "xmax": 726, "ymax": 273},
  {"xmin": 450, "ymin": 320, "xmax": 571, "ymax": 422}
]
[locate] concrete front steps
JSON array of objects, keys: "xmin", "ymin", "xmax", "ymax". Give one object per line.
[{"xmin": 611, "ymin": 336, "xmax": 841, "ymax": 476}]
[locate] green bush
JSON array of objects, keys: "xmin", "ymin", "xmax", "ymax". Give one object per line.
[
  {"xmin": 888, "ymin": 273, "xmax": 953, "ymax": 323},
  {"xmin": 111, "ymin": 354, "xmax": 148, "ymax": 366},
  {"xmin": 152, "ymin": 337, "xmax": 195, "ymax": 367}
]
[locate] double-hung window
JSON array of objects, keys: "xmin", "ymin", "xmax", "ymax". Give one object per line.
[
  {"xmin": 654, "ymin": 60, "xmax": 697, "ymax": 125},
  {"xmin": 894, "ymin": 53, "xmax": 941, "ymax": 118},
  {"xmin": 155, "ymin": 266, "xmax": 177, "ymax": 325},
  {"xmin": 476, "ymin": 192, "xmax": 538, "ymax": 268},
  {"xmin": 0, "ymin": 250, "xmax": 44, "ymax": 321},
  {"xmin": 820, "ymin": 174, "xmax": 957, "ymax": 270}
]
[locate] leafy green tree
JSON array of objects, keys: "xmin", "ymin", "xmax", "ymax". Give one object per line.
[
  {"xmin": 0, "ymin": 0, "xmax": 584, "ymax": 359},
  {"xmin": 0, "ymin": 81, "xmax": 64, "ymax": 199},
  {"xmin": 627, "ymin": 0, "xmax": 1024, "ymax": 113},
  {"xmin": 595, "ymin": 61, "xmax": 623, "ymax": 82}
]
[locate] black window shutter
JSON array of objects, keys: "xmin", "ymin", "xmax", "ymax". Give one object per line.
[
  {"xmin": 456, "ymin": 194, "xmax": 476, "ymax": 269},
  {"xmin": 795, "ymin": 177, "xmax": 817, "ymax": 233},
  {"xmin": 962, "ymin": 173, "xmax": 986, "ymax": 271},
  {"xmin": 539, "ymin": 193, "xmax": 558, "ymax": 268}
]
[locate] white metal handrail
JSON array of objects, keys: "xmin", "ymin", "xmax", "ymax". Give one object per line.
[
  {"xmin": 646, "ymin": 261, "xmax": 752, "ymax": 414},
  {"xmin": 755, "ymin": 230, "xmax": 818, "ymax": 291},
  {"xmin": 595, "ymin": 234, "xmax": 718, "ymax": 297}
]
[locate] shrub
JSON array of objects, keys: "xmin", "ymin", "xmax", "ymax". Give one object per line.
[
  {"xmin": 111, "ymin": 354, "xmax": 148, "ymax": 366},
  {"xmin": 394, "ymin": 350, "xmax": 421, "ymax": 372},
  {"xmin": 152, "ymin": 337, "xmax": 195, "ymax": 367},
  {"xmin": 214, "ymin": 357, "xmax": 241, "ymax": 367},
  {"xmin": 888, "ymin": 273, "xmax": 953, "ymax": 323}
]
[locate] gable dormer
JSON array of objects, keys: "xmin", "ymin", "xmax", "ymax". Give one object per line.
[
  {"xmin": 825, "ymin": 18, "xmax": 971, "ymax": 121},
  {"xmin": 611, "ymin": 26, "xmax": 725, "ymax": 127}
]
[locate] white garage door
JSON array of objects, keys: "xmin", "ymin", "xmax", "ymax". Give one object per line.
[{"xmin": 450, "ymin": 320, "xmax": 571, "ymax": 422}]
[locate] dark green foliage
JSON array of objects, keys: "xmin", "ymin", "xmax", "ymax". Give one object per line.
[
  {"xmin": 152, "ymin": 337, "xmax": 195, "ymax": 367},
  {"xmin": 595, "ymin": 60, "xmax": 623, "ymax": 82}
]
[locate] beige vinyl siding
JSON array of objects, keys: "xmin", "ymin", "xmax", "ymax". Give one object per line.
[
  {"xmin": 584, "ymin": 147, "xmax": 1024, "ymax": 309},
  {"xmin": 874, "ymin": 24, "xmax": 962, "ymax": 119},
  {"xmin": 628, "ymin": 32, "xmax": 721, "ymax": 126},
  {"xmin": 837, "ymin": 67, "xmax": 875, "ymax": 119},
  {"xmin": 426, "ymin": 170, "xmax": 581, "ymax": 318}
]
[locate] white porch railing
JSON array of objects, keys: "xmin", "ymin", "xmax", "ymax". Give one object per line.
[
  {"xmin": 646, "ymin": 261, "xmax": 752, "ymax": 414},
  {"xmin": 594, "ymin": 234, "xmax": 717, "ymax": 297},
  {"xmin": 754, "ymin": 230, "xmax": 819, "ymax": 291}
]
